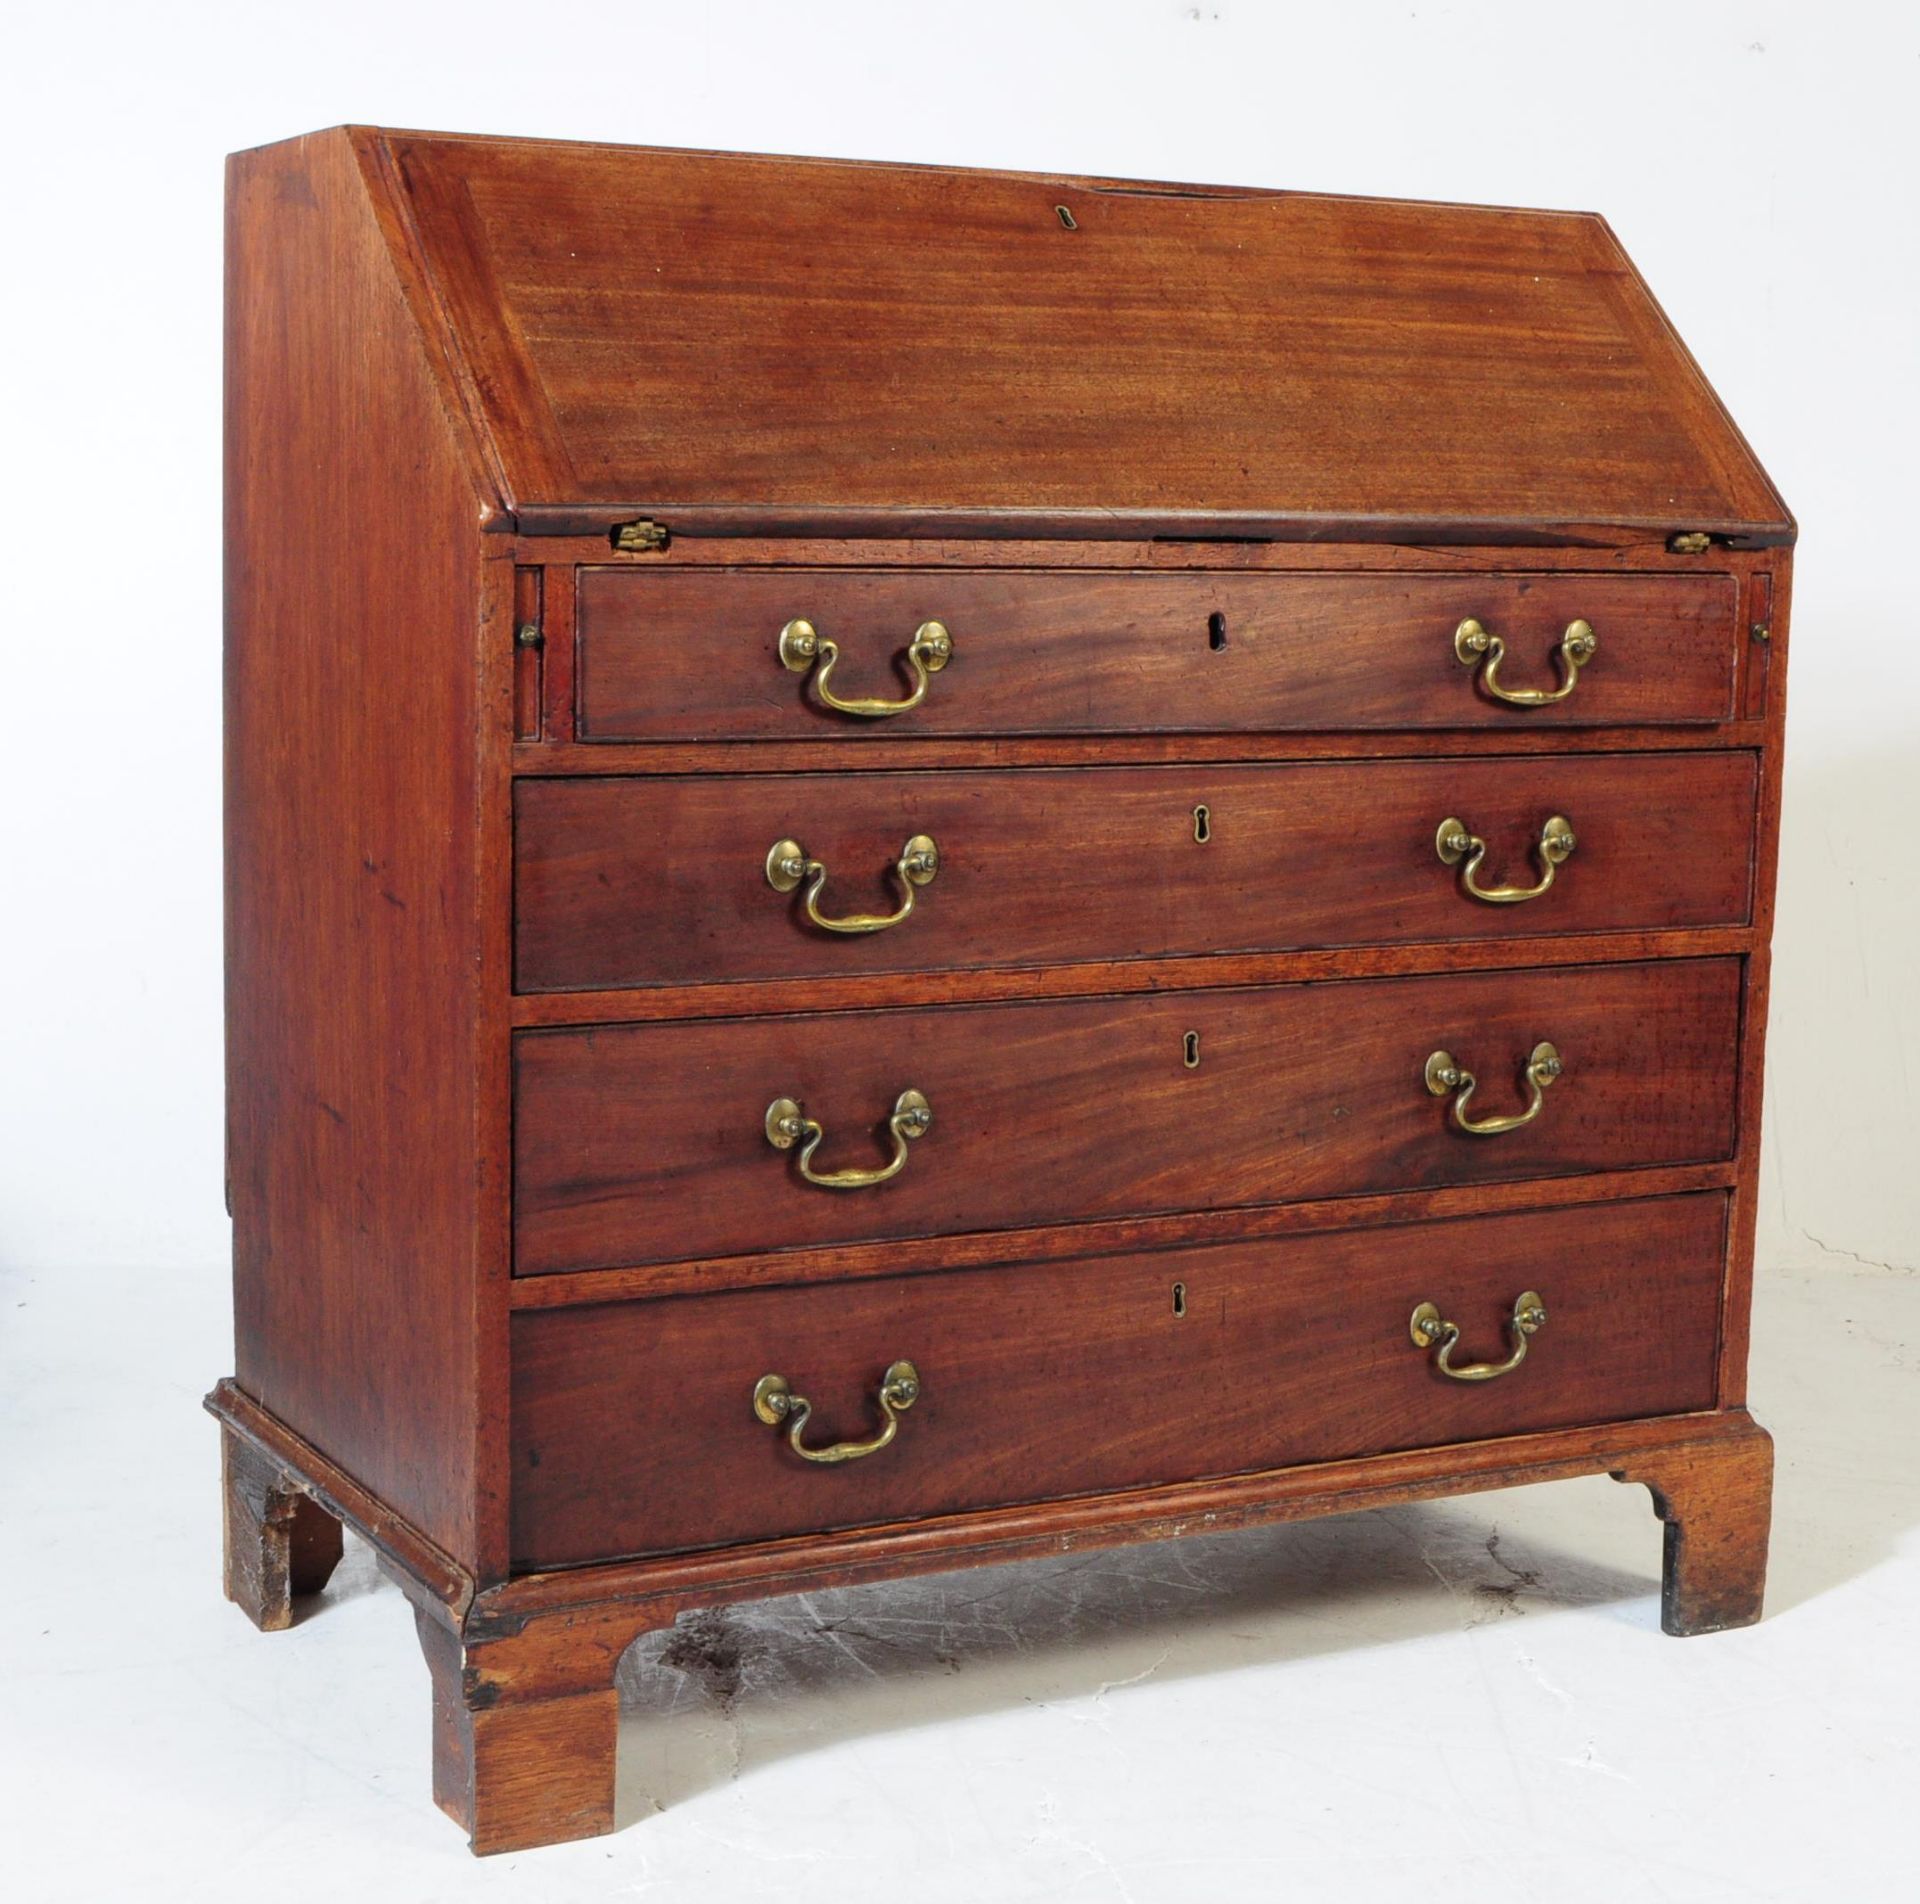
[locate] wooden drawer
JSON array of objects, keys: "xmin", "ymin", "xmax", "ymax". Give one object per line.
[
  {"xmin": 574, "ymin": 568, "xmax": 1741, "ymax": 742},
  {"xmin": 515, "ymin": 751, "xmax": 1756, "ymax": 992},
  {"xmin": 510, "ymin": 1192, "xmax": 1728, "ymax": 1566},
  {"xmin": 513, "ymin": 957, "xmax": 1740, "ymax": 1274}
]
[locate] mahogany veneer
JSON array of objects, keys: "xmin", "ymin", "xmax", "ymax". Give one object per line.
[
  {"xmin": 576, "ymin": 568, "xmax": 1743, "ymax": 739},
  {"xmin": 511, "ymin": 1193, "xmax": 1730, "ymax": 1567},
  {"xmin": 515, "ymin": 751, "xmax": 1757, "ymax": 990},
  {"xmin": 214, "ymin": 125, "xmax": 1790, "ymax": 1854},
  {"xmin": 512, "ymin": 958, "xmax": 1742, "ymax": 1274}
]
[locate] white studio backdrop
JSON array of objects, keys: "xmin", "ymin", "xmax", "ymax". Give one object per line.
[{"xmin": 1, "ymin": 0, "xmax": 1914, "ymax": 1283}]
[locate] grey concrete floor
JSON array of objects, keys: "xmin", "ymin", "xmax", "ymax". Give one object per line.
[{"xmin": 3, "ymin": 1255, "xmax": 1913, "ymax": 1900}]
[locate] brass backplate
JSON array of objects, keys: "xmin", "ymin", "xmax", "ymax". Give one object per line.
[
  {"xmin": 764, "ymin": 1097, "xmax": 805, "ymax": 1149},
  {"xmin": 902, "ymin": 835, "xmax": 940, "ymax": 885},
  {"xmin": 752, "ymin": 1373, "xmax": 794, "ymax": 1424},
  {"xmin": 1453, "ymin": 618, "xmax": 1492, "ymax": 664},
  {"xmin": 914, "ymin": 621, "xmax": 954, "ymax": 671},
  {"xmin": 766, "ymin": 840, "xmax": 809, "ymax": 892},
  {"xmin": 778, "ymin": 619, "xmax": 820, "ymax": 671}
]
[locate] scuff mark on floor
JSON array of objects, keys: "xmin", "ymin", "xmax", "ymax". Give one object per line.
[{"xmin": 659, "ymin": 1608, "xmax": 749, "ymax": 1712}]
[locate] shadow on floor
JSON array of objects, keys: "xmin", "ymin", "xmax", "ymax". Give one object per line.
[{"xmin": 609, "ymin": 1486, "xmax": 1661, "ymax": 1825}]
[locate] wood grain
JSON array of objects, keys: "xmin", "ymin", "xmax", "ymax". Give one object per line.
[
  {"xmin": 220, "ymin": 1423, "xmax": 345, "ymax": 1631},
  {"xmin": 513, "ymin": 957, "xmax": 1742, "ymax": 1275},
  {"xmin": 1718, "ymin": 550, "xmax": 1791, "ymax": 1409},
  {"xmin": 517, "ymin": 534, "xmax": 1769, "ymax": 571},
  {"xmin": 506, "ymin": 1160, "xmax": 1740, "ymax": 1310},
  {"xmin": 509, "ymin": 1193, "xmax": 1727, "ymax": 1567},
  {"xmin": 416, "ymin": 1609, "xmax": 621, "ymax": 1855},
  {"xmin": 378, "ymin": 130, "xmax": 1789, "ymax": 544},
  {"xmin": 515, "ymin": 751, "xmax": 1757, "ymax": 992},
  {"xmin": 1612, "ymin": 1422, "xmax": 1774, "ymax": 1635},
  {"xmin": 510, "ymin": 929, "xmax": 1760, "ymax": 1034},
  {"xmin": 225, "ymin": 126, "xmax": 500, "ymax": 1563},
  {"xmin": 575, "ymin": 568, "xmax": 1740, "ymax": 741}
]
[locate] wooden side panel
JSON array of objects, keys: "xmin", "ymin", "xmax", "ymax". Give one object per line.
[
  {"xmin": 225, "ymin": 127, "xmax": 496, "ymax": 1565},
  {"xmin": 574, "ymin": 569, "xmax": 1741, "ymax": 741},
  {"xmin": 514, "ymin": 751, "xmax": 1758, "ymax": 992},
  {"xmin": 512, "ymin": 957, "xmax": 1742, "ymax": 1275},
  {"xmin": 509, "ymin": 1192, "xmax": 1729, "ymax": 1567},
  {"xmin": 1719, "ymin": 551, "xmax": 1792, "ymax": 1407}
]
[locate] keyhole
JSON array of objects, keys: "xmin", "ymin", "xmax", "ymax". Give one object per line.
[
  {"xmin": 1208, "ymin": 611, "xmax": 1228, "ymax": 651},
  {"xmin": 1183, "ymin": 1030, "xmax": 1201, "ymax": 1069},
  {"xmin": 1193, "ymin": 804, "xmax": 1211, "ymax": 843},
  {"xmin": 1172, "ymin": 1281, "xmax": 1188, "ymax": 1318}
]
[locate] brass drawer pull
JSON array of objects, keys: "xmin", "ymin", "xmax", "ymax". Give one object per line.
[
  {"xmin": 764, "ymin": 1088, "xmax": 932, "ymax": 1189},
  {"xmin": 1436, "ymin": 814, "xmax": 1576, "ymax": 904},
  {"xmin": 766, "ymin": 833, "xmax": 940, "ymax": 934},
  {"xmin": 753, "ymin": 1359, "xmax": 921, "ymax": 1463},
  {"xmin": 1454, "ymin": 616, "xmax": 1595, "ymax": 706},
  {"xmin": 779, "ymin": 616, "xmax": 953, "ymax": 717},
  {"xmin": 1409, "ymin": 1292, "xmax": 1547, "ymax": 1381},
  {"xmin": 1424, "ymin": 1041, "xmax": 1563, "ymax": 1135}
]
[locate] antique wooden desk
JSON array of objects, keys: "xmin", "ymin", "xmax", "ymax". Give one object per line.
[{"xmin": 211, "ymin": 126, "xmax": 1790, "ymax": 1853}]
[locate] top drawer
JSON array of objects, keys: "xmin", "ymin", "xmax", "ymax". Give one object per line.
[{"xmin": 575, "ymin": 568, "xmax": 1741, "ymax": 742}]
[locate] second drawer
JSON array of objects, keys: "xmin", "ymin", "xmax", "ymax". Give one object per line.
[
  {"xmin": 515, "ymin": 751, "xmax": 1758, "ymax": 992},
  {"xmin": 513, "ymin": 957, "xmax": 1741, "ymax": 1273}
]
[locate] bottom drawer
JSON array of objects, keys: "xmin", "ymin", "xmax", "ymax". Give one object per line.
[{"xmin": 510, "ymin": 1192, "xmax": 1727, "ymax": 1569}]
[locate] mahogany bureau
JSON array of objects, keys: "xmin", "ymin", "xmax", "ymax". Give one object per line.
[{"xmin": 211, "ymin": 126, "xmax": 1792, "ymax": 1853}]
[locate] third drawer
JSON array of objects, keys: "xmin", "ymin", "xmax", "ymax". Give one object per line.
[{"xmin": 513, "ymin": 956, "xmax": 1742, "ymax": 1274}]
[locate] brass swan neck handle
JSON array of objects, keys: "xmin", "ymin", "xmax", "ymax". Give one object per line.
[
  {"xmin": 764, "ymin": 1089, "xmax": 932, "ymax": 1189},
  {"xmin": 1436, "ymin": 814, "xmax": 1576, "ymax": 905},
  {"xmin": 1454, "ymin": 617, "xmax": 1595, "ymax": 706},
  {"xmin": 1409, "ymin": 1293, "xmax": 1548, "ymax": 1381},
  {"xmin": 767, "ymin": 834, "xmax": 940, "ymax": 934},
  {"xmin": 1425, "ymin": 1041, "xmax": 1563, "ymax": 1136},
  {"xmin": 753, "ymin": 1361, "xmax": 921, "ymax": 1463},
  {"xmin": 779, "ymin": 617, "xmax": 953, "ymax": 718}
]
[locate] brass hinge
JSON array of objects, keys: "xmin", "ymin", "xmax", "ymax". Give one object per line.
[
  {"xmin": 611, "ymin": 516, "xmax": 670, "ymax": 553},
  {"xmin": 1668, "ymin": 531, "xmax": 1714, "ymax": 555}
]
